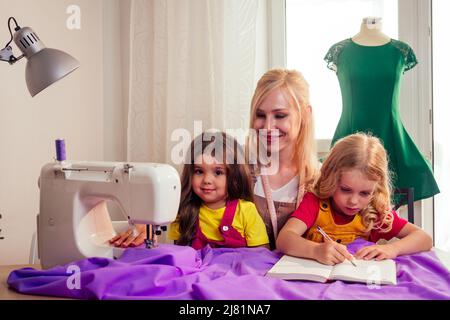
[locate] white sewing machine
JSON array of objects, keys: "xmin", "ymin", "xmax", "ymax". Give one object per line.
[{"xmin": 37, "ymin": 161, "xmax": 181, "ymax": 269}]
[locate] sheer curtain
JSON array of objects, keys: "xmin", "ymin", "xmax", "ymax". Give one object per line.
[{"xmin": 126, "ymin": 0, "xmax": 263, "ymax": 165}]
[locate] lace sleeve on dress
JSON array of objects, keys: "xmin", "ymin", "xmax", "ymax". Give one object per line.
[
  {"xmin": 404, "ymin": 46, "xmax": 418, "ymax": 72},
  {"xmin": 392, "ymin": 40, "xmax": 419, "ymax": 73},
  {"xmin": 323, "ymin": 39, "xmax": 351, "ymax": 73}
]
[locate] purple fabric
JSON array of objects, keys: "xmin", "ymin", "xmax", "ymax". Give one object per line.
[{"xmin": 7, "ymin": 239, "xmax": 450, "ymax": 300}]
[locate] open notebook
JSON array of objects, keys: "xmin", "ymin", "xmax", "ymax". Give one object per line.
[{"xmin": 266, "ymin": 255, "xmax": 397, "ymax": 285}]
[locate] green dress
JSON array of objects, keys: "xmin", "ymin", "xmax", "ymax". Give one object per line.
[{"xmin": 324, "ymin": 38, "xmax": 440, "ymax": 202}]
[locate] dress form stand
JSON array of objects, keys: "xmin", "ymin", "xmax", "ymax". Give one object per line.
[{"xmin": 352, "ymin": 17, "xmax": 391, "ymax": 46}]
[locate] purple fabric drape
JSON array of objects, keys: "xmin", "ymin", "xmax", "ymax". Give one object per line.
[{"xmin": 7, "ymin": 239, "xmax": 450, "ymax": 300}]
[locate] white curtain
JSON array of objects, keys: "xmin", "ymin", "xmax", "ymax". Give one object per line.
[{"xmin": 126, "ymin": 0, "xmax": 264, "ymax": 165}]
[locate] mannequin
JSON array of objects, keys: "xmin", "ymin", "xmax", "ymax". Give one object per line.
[
  {"xmin": 351, "ymin": 17, "xmax": 391, "ymax": 46},
  {"xmin": 323, "ymin": 18, "xmax": 440, "ymax": 203}
]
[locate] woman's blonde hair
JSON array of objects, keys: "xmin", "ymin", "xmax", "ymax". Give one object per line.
[
  {"xmin": 247, "ymin": 69, "xmax": 318, "ymax": 200},
  {"xmin": 314, "ymin": 133, "xmax": 394, "ymax": 233}
]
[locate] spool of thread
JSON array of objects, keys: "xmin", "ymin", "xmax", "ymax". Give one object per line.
[{"xmin": 55, "ymin": 139, "xmax": 66, "ymax": 161}]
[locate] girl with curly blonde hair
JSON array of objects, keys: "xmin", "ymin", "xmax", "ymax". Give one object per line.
[{"xmin": 277, "ymin": 133, "xmax": 432, "ymax": 265}]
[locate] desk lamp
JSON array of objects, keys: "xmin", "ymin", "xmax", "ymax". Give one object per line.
[{"xmin": 0, "ymin": 17, "xmax": 79, "ymax": 96}]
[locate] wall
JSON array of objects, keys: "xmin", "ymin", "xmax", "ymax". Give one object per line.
[
  {"xmin": 0, "ymin": 0, "xmax": 272, "ymax": 263},
  {"xmin": 0, "ymin": 0, "xmax": 124, "ymax": 264}
]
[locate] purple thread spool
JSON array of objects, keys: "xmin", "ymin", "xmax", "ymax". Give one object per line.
[{"xmin": 55, "ymin": 139, "xmax": 66, "ymax": 161}]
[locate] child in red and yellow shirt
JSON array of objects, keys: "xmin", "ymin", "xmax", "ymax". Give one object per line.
[{"xmin": 277, "ymin": 133, "xmax": 432, "ymax": 265}]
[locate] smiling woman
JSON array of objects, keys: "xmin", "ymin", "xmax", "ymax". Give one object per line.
[
  {"xmin": 248, "ymin": 69, "xmax": 319, "ymax": 249},
  {"xmin": 252, "ymin": 87, "xmax": 300, "ymax": 157}
]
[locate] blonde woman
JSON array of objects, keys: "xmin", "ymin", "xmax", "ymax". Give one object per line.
[
  {"xmin": 248, "ymin": 69, "xmax": 319, "ymax": 249},
  {"xmin": 112, "ymin": 68, "xmax": 319, "ymax": 249},
  {"xmin": 277, "ymin": 133, "xmax": 432, "ymax": 265}
]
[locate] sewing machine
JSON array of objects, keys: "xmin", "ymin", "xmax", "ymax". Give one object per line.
[{"xmin": 37, "ymin": 161, "xmax": 181, "ymax": 269}]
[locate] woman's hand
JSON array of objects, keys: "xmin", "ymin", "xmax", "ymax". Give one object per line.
[
  {"xmin": 313, "ymin": 241, "xmax": 354, "ymax": 265},
  {"xmin": 354, "ymin": 244, "xmax": 399, "ymax": 261},
  {"xmin": 109, "ymin": 224, "xmax": 148, "ymax": 248}
]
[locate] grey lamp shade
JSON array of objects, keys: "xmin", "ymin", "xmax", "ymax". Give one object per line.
[
  {"xmin": 26, "ymin": 48, "xmax": 79, "ymax": 97},
  {"xmin": 13, "ymin": 26, "xmax": 80, "ymax": 97}
]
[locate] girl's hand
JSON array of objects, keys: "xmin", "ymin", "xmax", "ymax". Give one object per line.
[
  {"xmin": 354, "ymin": 244, "xmax": 399, "ymax": 261},
  {"xmin": 313, "ymin": 241, "xmax": 354, "ymax": 265},
  {"xmin": 109, "ymin": 224, "xmax": 147, "ymax": 248}
]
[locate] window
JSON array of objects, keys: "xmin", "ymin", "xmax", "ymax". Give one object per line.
[
  {"xmin": 432, "ymin": 0, "xmax": 450, "ymax": 251},
  {"xmin": 275, "ymin": 0, "xmax": 437, "ymax": 237},
  {"xmin": 285, "ymin": 0, "xmax": 398, "ymax": 140}
]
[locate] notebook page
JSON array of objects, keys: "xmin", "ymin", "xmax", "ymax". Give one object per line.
[
  {"xmin": 330, "ymin": 259, "xmax": 397, "ymax": 285},
  {"xmin": 266, "ymin": 255, "xmax": 333, "ymax": 282}
]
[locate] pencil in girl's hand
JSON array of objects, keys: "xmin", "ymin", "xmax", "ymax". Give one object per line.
[
  {"xmin": 317, "ymin": 226, "xmax": 333, "ymax": 242},
  {"xmin": 317, "ymin": 226, "xmax": 357, "ymax": 267}
]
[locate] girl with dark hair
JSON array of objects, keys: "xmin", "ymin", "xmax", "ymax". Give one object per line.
[{"xmin": 168, "ymin": 131, "xmax": 269, "ymax": 249}]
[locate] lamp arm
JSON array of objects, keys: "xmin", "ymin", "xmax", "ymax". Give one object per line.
[{"xmin": 0, "ymin": 46, "xmax": 24, "ymax": 65}]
